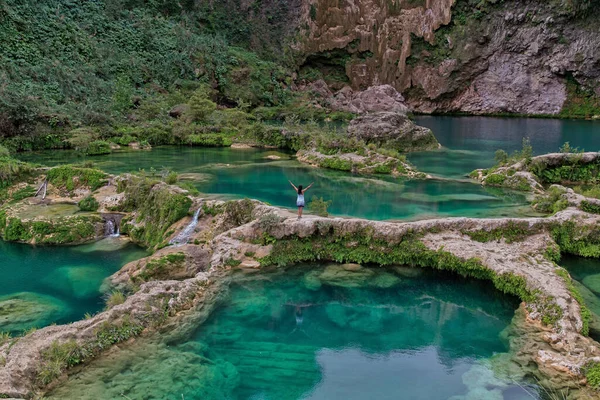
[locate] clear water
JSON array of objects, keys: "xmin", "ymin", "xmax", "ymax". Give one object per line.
[
  {"xmin": 560, "ymin": 255, "xmax": 600, "ymax": 341},
  {"xmin": 411, "ymin": 116, "xmax": 600, "ymax": 178},
  {"xmin": 0, "ymin": 238, "xmax": 147, "ymax": 334},
  {"xmin": 46, "ymin": 265, "xmax": 540, "ymax": 400},
  {"xmin": 17, "ymin": 148, "xmax": 537, "ymax": 221}
]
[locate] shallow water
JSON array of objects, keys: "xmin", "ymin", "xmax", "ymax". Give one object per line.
[
  {"xmin": 47, "ymin": 265, "xmax": 540, "ymax": 400},
  {"xmin": 17, "ymin": 146, "xmax": 537, "ymax": 220},
  {"xmin": 560, "ymin": 255, "xmax": 600, "ymax": 341},
  {"xmin": 0, "ymin": 238, "xmax": 147, "ymax": 334},
  {"xmin": 411, "ymin": 116, "xmax": 600, "ymax": 178}
]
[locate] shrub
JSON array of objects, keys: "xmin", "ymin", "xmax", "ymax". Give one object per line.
[
  {"xmin": 165, "ymin": 171, "xmax": 178, "ymax": 185},
  {"xmin": 0, "ymin": 146, "xmax": 10, "ymax": 158},
  {"xmin": 585, "ymin": 362, "xmax": 600, "ymax": 389},
  {"xmin": 308, "ymin": 196, "xmax": 332, "ymax": 217},
  {"xmin": 494, "ymin": 149, "xmax": 508, "ymax": 165},
  {"xmin": 86, "ymin": 141, "xmax": 112, "ymax": 156},
  {"xmin": 485, "ymin": 173, "xmax": 506, "ymax": 186},
  {"xmin": 105, "ymin": 291, "xmax": 126, "ymax": 309},
  {"xmin": 532, "ymin": 187, "xmax": 568, "ymax": 214},
  {"xmin": 78, "ymin": 196, "xmax": 99, "ymax": 212},
  {"xmin": 188, "ymin": 91, "xmax": 217, "ymax": 122}
]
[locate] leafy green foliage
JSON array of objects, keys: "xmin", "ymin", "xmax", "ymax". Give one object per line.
[
  {"xmin": 0, "ymin": 214, "xmax": 102, "ymax": 244},
  {"xmin": 78, "ymin": 196, "xmax": 99, "ymax": 212},
  {"xmin": 118, "ymin": 176, "xmax": 192, "ymax": 248},
  {"xmin": 47, "ymin": 165, "xmax": 107, "ymax": 193},
  {"xmin": 560, "ymin": 74, "xmax": 600, "ymax": 118},
  {"xmin": 551, "ymin": 220, "xmax": 600, "ymax": 258},
  {"xmin": 581, "ymin": 200, "xmax": 600, "ymax": 214},
  {"xmin": 86, "ymin": 140, "xmax": 112, "ymax": 156},
  {"xmin": 585, "ymin": 362, "xmax": 600, "ymax": 389},
  {"xmin": 463, "ymin": 221, "xmax": 536, "ymax": 243},
  {"xmin": 105, "ymin": 291, "xmax": 126, "ymax": 308},
  {"xmin": 308, "ymin": 196, "xmax": 332, "ymax": 217},
  {"xmin": 532, "ymin": 186, "xmax": 569, "ymax": 214},
  {"xmin": 137, "ymin": 252, "xmax": 186, "ymax": 282},
  {"xmin": 0, "ymin": 157, "xmax": 37, "ymax": 189}
]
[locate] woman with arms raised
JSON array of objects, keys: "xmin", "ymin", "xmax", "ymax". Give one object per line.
[{"xmin": 288, "ymin": 180, "xmax": 314, "ymax": 220}]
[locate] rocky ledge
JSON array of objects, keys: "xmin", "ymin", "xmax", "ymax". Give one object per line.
[
  {"xmin": 471, "ymin": 152, "xmax": 600, "ymax": 192},
  {"xmin": 2, "ymin": 193, "xmax": 600, "ymax": 398}
]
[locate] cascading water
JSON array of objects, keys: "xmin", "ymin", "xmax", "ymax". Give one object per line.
[
  {"xmin": 104, "ymin": 220, "xmax": 116, "ymax": 237},
  {"xmin": 169, "ymin": 207, "xmax": 202, "ymax": 246}
]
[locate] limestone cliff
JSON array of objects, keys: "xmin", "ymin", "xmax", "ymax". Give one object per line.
[{"xmin": 294, "ymin": 0, "xmax": 600, "ymax": 116}]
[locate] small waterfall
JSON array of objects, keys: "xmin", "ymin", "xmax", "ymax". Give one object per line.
[
  {"xmin": 101, "ymin": 213, "xmax": 123, "ymax": 238},
  {"xmin": 105, "ymin": 220, "xmax": 116, "ymax": 236},
  {"xmin": 169, "ymin": 208, "xmax": 202, "ymax": 246}
]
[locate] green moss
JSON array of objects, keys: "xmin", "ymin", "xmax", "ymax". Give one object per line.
[
  {"xmin": 532, "ymin": 186, "xmax": 568, "ymax": 214},
  {"xmin": 463, "ymin": 221, "xmax": 536, "ymax": 244},
  {"xmin": 1, "ymin": 214, "xmax": 101, "ymax": 244},
  {"xmin": 86, "ymin": 140, "xmax": 111, "ymax": 156},
  {"xmin": 0, "ymin": 157, "xmax": 37, "ymax": 189},
  {"xmin": 581, "ymin": 200, "xmax": 600, "ymax": 215},
  {"xmin": 551, "ymin": 220, "xmax": 600, "ymax": 258},
  {"xmin": 560, "ymin": 74, "xmax": 600, "ymax": 119},
  {"xmin": 119, "ymin": 176, "xmax": 192, "ymax": 248},
  {"xmin": 485, "ymin": 173, "xmax": 506, "ymax": 186},
  {"xmin": 78, "ymin": 196, "xmax": 99, "ymax": 212},
  {"xmin": 555, "ymin": 268, "xmax": 591, "ymax": 336},
  {"xmin": 47, "ymin": 165, "xmax": 108, "ymax": 194},
  {"xmin": 584, "ymin": 362, "xmax": 600, "ymax": 389},
  {"xmin": 10, "ymin": 186, "xmax": 36, "ymax": 202},
  {"xmin": 138, "ymin": 253, "xmax": 186, "ymax": 282},
  {"xmin": 318, "ymin": 156, "xmax": 352, "ymax": 171}
]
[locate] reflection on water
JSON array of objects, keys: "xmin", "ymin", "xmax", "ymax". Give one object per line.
[
  {"xmin": 47, "ymin": 265, "xmax": 540, "ymax": 400},
  {"xmin": 411, "ymin": 116, "xmax": 600, "ymax": 177},
  {"xmin": 0, "ymin": 238, "xmax": 147, "ymax": 334}
]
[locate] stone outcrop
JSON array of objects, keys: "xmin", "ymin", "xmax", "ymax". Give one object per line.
[
  {"xmin": 329, "ymin": 84, "xmax": 409, "ymax": 114},
  {"xmin": 296, "ymin": 148, "xmax": 427, "ymax": 178},
  {"xmin": 296, "ymin": 0, "xmax": 600, "ymax": 115},
  {"xmin": 347, "ymin": 111, "xmax": 440, "ymax": 151},
  {"xmin": 472, "ymin": 152, "xmax": 600, "ymax": 192}
]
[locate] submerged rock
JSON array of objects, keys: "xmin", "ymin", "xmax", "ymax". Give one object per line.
[
  {"xmin": 347, "ymin": 112, "xmax": 440, "ymax": 152},
  {"xmin": 43, "ymin": 266, "xmax": 107, "ymax": 299},
  {"xmin": 0, "ymin": 292, "xmax": 69, "ymax": 333},
  {"xmin": 582, "ymin": 274, "xmax": 600, "ymax": 296}
]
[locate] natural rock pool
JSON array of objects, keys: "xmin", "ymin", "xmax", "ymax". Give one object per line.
[
  {"xmin": 0, "ymin": 238, "xmax": 147, "ymax": 334},
  {"xmin": 46, "ymin": 264, "xmax": 539, "ymax": 400},
  {"xmin": 16, "ymin": 117, "xmax": 600, "ymax": 220},
  {"xmin": 561, "ymin": 255, "xmax": 600, "ymax": 342}
]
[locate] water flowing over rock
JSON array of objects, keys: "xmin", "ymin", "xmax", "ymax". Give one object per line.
[
  {"xmin": 101, "ymin": 213, "xmax": 123, "ymax": 237},
  {"xmin": 169, "ymin": 208, "xmax": 202, "ymax": 246}
]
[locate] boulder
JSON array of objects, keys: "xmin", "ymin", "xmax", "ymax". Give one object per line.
[
  {"xmin": 330, "ymin": 85, "xmax": 409, "ymax": 114},
  {"xmin": 168, "ymin": 104, "xmax": 190, "ymax": 118},
  {"xmin": 347, "ymin": 111, "xmax": 440, "ymax": 152}
]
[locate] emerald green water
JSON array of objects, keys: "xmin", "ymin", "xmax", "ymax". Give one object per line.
[
  {"xmin": 0, "ymin": 238, "xmax": 147, "ymax": 334},
  {"xmin": 411, "ymin": 116, "xmax": 600, "ymax": 178},
  {"xmin": 561, "ymin": 255, "xmax": 600, "ymax": 341},
  {"xmin": 47, "ymin": 264, "xmax": 539, "ymax": 399},
  {"xmin": 17, "ymin": 147, "xmax": 535, "ymax": 221}
]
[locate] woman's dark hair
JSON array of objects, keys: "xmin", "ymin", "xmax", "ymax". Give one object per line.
[{"xmin": 298, "ymin": 185, "xmax": 303, "ymax": 194}]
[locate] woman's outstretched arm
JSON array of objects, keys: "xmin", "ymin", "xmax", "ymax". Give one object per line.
[
  {"xmin": 303, "ymin": 182, "xmax": 314, "ymax": 193},
  {"xmin": 288, "ymin": 180, "xmax": 298, "ymax": 191}
]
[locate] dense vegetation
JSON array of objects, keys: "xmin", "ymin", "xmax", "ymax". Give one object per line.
[{"xmin": 0, "ymin": 0, "xmax": 316, "ymax": 152}]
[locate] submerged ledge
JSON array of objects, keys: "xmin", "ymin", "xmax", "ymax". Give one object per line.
[{"xmin": 1, "ymin": 199, "xmax": 600, "ymax": 398}]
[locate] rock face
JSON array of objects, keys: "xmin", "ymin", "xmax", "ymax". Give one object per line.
[
  {"xmin": 329, "ymin": 85, "xmax": 409, "ymax": 114},
  {"xmin": 347, "ymin": 111, "xmax": 440, "ymax": 151},
  {"xmin": 296, "ymin": 0, "xmax": 600, "ymax": 115}
]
